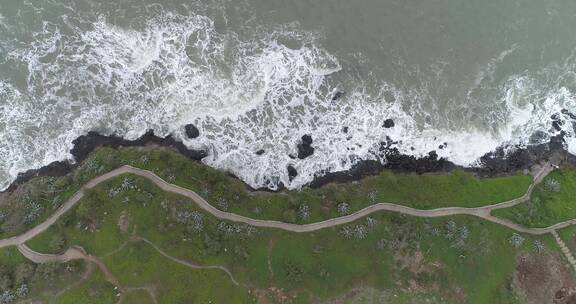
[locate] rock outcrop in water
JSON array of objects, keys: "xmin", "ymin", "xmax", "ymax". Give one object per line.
[
  {"xmin": 287, "ymin": 165, "xmax": 298, "ymax": 181},
  {"xmin": 383, "ymin": 119, "xmax": 395, "ymax": 128},
  {"xmin": 184, "ymin": 124, "xmax": 200, "ymax": 139},
  {"xmin": 2, "ymin": 130, "xmax": 208, "ymax": 193},
  {"xmin": 3, "ymin": 125, "xmax": 575, "ymax": 194},
  {"xmin": 297, "ymin": 135, "xmax": 315, "ymax": 159}
]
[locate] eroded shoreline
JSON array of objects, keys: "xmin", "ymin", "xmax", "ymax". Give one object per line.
[{"xmin": 2, "ymin": 129, "xmax": 573, "ymax": 194}]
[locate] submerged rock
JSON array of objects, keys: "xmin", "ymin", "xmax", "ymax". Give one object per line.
[
  {"xmin": 383, "ymin": 91, "xmax": 396, "ymax": 103},
  {"xmin": 184, "ymin": 124, "xmax": 200, "ymax": 139},
  {"xmin": 332, "ymin": 91, "xmax": 345, "ymax": 101},
  {"xmin": 255, "ymin": 149, "xmax": 265, "ymax": 155}
]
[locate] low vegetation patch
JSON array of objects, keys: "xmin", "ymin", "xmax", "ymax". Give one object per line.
[{"xmin": 0, "ymin": 247, "xmax": 86, "ymax": 303}]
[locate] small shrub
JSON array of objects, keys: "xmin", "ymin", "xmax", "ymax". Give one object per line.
[
  {"xmin": 216, "ymin": 197, "xmax": 228, "ymax": 211},
  {"xmin": 297, "ymin": 204, "xmax": 311, "ymax": 222},
  {"xmin": 23, "ymin": 202, "xmax": 43, "ymax": 224},
  {"xmin": 509, "ymin": 233, "xmax": 525, "ymax": 248},
  {"xmin": 339, "ymin": 226, "xmax": 353, "ymax": 239},
  {"xmin": 353, "ymin": 225, "xmax": 368, "ymax": 239},
  {"xmin": 368, "ymin": 191, "xmax": 378, "ymax": 204},
  {"xmin": 444, "ymin": 220, "xmax": 468, "ymax": 248},
  {"xmin": 544, "ymin": 178, "xmax": 561, "ymax": 192},
  {"xmin": 533, "ymin": 240, "xmax": 545, "ymax": 253},
  {"xmin": 337, "ymin": 202, "xmax": 350, "ymax": 215},
  {"xmin": 0, "ymin": 290, "xmax": 15, "ymax": 303},
  {"xmin": 15, "ymin": 284, "xmax": 28, "ymax": 298},
  {"xmin": 366, "ymin": 217, "xmax": 377, "ymax": 229}
]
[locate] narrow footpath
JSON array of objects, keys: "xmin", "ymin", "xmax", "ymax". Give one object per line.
[{"xmin": 0, "ymin": 162, "xmax": 561, "ymax": 250}]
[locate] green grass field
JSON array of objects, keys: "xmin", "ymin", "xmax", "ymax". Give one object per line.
[
  {"xmin": 3, "ymin": 146, "xmax": 573, "ymax": 303},
  {"xmin": 493, "ymin": 168, "xmax": 576, "ymax": 228},
  {"xmin": 21, "ymin": 172, "xmax": 556, "ymax": 304},
  {"xmin": 55, "ymin": 270, "xmax": 116, "ymax": 304}
]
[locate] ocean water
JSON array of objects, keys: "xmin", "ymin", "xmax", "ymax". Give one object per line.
[{"xmin": 1, "ymin": 0, "xmax": 576, "ymax": 190}]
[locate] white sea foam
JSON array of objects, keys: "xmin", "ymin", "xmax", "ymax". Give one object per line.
[{"xmin": 1, "ymin": 11, "xmax": 576, "ymax": 191}]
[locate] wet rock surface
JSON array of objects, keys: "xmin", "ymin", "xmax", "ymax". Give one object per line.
[
  {"xmin": 4, "ymin": 125, "xmax": 576, "ymax": 193},
  {"xmin": 184, "ymin": 124, "xmax": 200, "ymax": 139},
  {"xmin": 297, "ymin": 134, "xmax": 315, "ymax": 159},
  {"xmin": 383, "ymin": 119, "xmax": 395, "ymax": 128}
]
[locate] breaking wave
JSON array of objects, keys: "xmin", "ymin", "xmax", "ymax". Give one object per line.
[{"xmin": 1, "ymin": 9, "xmax": 576, "ymax": 191}]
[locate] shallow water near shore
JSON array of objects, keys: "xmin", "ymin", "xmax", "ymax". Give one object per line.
[{"xmin": 1, "ymin": 0, "xmax": 576, "ymax": 190}]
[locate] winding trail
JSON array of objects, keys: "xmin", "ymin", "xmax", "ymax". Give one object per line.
[
  {"xmin": 17, "ymin": 243, "xmax": 125, "ymax": 301},
  {"xmin": 135, "ymin": 236, "xmax": 242, "ymax": 287},
  {"xmin": 0, "ymin": 163, "xmax": 563, "ymax": 250}
]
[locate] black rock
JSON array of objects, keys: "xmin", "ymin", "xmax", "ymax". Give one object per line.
[
  {"xmin": 376, "ymin": 145, "xmax": 452, "ymax": 174},
  {"xmin": 297, "ymin": 135, "xmax": 315, "ymax": 159},
  {"xmin": 342, "ymin": 126, "xmax": 348, "ymax": 133},
  {"xmin": 383, "ymin": 119, "xmax": 395, "ymax": 128},
  {"xmin": 332, "ymin": 91, "xmax": 345, "ymax": 101},
  {"xmin": 287, "ymin": 165, "xmax": 298, "ymax": 181},
  {"xmin": 5, "ymin": 129, "xmax": 210, "ymax": 193},
  {"xmin": 184, "ymin": 124, "xmax": 200, "ymax": 139},
  {"xmin": 380, "ymin": 136, "xmax": 397, "ymax": 149},
  {"xmin": 255, "ymin": 149, "xmax": 265, "ymax": 155},
  {"xmin": 552, "ymin": 120, "xmax": 564, "ymax": 132}
]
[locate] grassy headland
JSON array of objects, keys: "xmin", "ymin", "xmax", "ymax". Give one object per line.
[
  {"xmin": 23, "ymin": 172, "xmax": 555, "ymax": 303},
  {"xmin": 493, "ymin": 167, "xmax": 576, "ymax": 228},
  {"xmin": 1, "ymin": 146, "xmax": 532, "ymax": 240},
  {"xmin": 0, "ymin": 146, "xmax": 566, "ymax": 303}
]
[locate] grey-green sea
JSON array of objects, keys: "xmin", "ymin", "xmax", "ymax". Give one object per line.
[{"xmin": 1, "ymin": 0, "xmax": 576, "ymax": 190}]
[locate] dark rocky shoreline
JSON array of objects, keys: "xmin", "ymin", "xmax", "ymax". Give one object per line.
[
  {"xmin": 2, "ymin": 129, "xmax": 574, "ymax": 194},
  {"xmin": 3, "ymin": 130, "xmax": 207, "ymax": 193}
]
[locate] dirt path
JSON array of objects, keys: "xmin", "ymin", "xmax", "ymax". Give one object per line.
[
  {"xmin": 267, "ymin": 239, "xmax": 276, "ymax": 280},
  {"xmin": 136, "ymin": 237, "xmax": 243, "ymax": 287},
  {"xmin": 17, "ymin": 244, "xmax": 125, "ymax": 301},
  {"xmin": 53, "ymin": 262, "xmax": 95, "ymax": 298},
  {"xmin": 0, "ymin": 162, "xmax": 560, "ymax": 250}
]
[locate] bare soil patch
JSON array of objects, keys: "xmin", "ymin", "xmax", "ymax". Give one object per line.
[
  {"xmin": 117, "ymin": 210, "xmax": 130, "ymax": 233},
  {"xmin": 513, "ymin": 252, "xmax": 576, "ymax": 304}
]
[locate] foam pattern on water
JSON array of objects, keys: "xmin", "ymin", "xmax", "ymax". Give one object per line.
[{"xmin": 1, "ymin": 11, "xmax": 576, "ymax": 191}]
